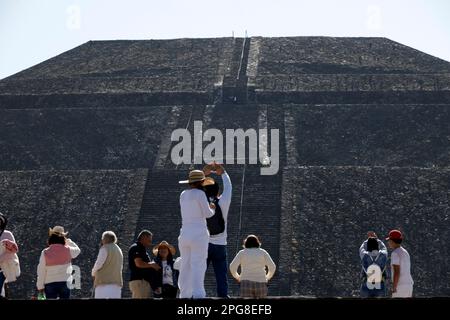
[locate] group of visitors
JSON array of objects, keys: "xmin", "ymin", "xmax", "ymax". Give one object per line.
[
  {"xmin": 360, "ymin": 230, "xmax": 414, "ymax": 298},
  {"xmin": 0, "ymin": 162, "xmax": 415, "ymax": 299}
]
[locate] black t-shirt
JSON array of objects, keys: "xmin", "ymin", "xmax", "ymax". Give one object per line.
[{"xmin": 128, "ymin": 242, "xmax": 151, "ymax": 281}]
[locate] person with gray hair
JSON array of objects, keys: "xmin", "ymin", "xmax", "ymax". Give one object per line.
[{"xmin": 91, "ymin": 231, "xmax": 123, "ymax": 299}]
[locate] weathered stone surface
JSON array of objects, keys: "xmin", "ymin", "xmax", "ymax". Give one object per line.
[
  {"xmin": 254, "ymin": 37, "xmax": 450, "ymax": 75},
  {"xmin": 283, "ymin": 166, "xmax": 450, "ymax": 297},
  {"xmin": 0, "ymin": 37, "xmax": 449, "ymax": 299},
  {"xmin": 0, "ymin": 107, "xmax": 172, "ymax": 170},
  {"xmin": 0, "ymin": 39, "xmax": 235, "ymax": 94},
  {"xmin": 289, "ymin": 104, "xmax": 450, "ymax": 167},
  {"xmin": 0, "ymin": 170, "xmax": 147, "ymax": 298},
  {"xmin": 249, "ymin": 37, "xmax": 450, "ymax": 103}
]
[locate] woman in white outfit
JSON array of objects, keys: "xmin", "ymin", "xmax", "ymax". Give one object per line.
[
  {"xmin": 92, "ymin": 231, "xmax": 123, "ymax": 299},
  {"xmin": 229, "ymin": 234, "xmax": 276, "ymax": 298},
  {"xmin": 178, "ymin": 170, "xmax": 215, "ymax": 299}
]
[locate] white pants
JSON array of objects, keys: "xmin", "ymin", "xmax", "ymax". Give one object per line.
[
  {"xmin": 178, "ymin": 226, "xmax": 209, "ymax": 299},
  {"xmin": 392, "ymin": 284, "xmax": 413, "ymax": 298},
  {"xmin": 94, "ymin": 284, "xmax": 121, "ymax": 299}
]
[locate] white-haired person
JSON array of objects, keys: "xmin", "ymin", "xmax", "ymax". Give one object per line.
[
  {"xmin": 92, "ymin": 231, "xmax": 123, "ymax": 299},
  {"xmin": 178, "ymin": 170, "xmax": 215, "ymax": 298},
  {"xmin": 36, "ymin": 226, "xmax": 80, "ymax": 299}
]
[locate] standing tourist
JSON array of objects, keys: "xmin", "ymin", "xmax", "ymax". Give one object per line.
[
  {"xmin": 203, "ymin": 162, "xmax": 232, "ymax": 298},
  {"xmin": 36, "ymin": 226, "xmax": 80, "ymax": 299},
  {"xmin": 153, "ymin": 241, "xmax": 179, "ymax": 298},
  {"xmin": 387, "ymin": 230, "xmax": 414, "ymax": 298},
  {"xmin": 128, "ymin": 230, "xmax": 161, "ymax": 298},
  {"xmin": 359, "ymin": 236, "xmax": 388, "ymax": 297},
  {"xmin": 229, "ymin": 235, "xmax": 276, "ymax": 298},
  {"xmin": 178, "ymin": 170, "xmax": 215, "ymax": 298},
  {"xmin": 92, "ymin": 231, "xmax": 123, "ymax": 299}
]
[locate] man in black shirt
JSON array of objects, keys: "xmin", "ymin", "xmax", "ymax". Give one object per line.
[{"xmin": 128, "ymin": 230, "xmax": 161, "ymax": 298}]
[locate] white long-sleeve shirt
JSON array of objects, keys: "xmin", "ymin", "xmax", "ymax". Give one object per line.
[
  {"xmin": 36, "ymin": 239, "xmax": 80, "ymax": 290},
  {"xmin": 209, "ymin": 172, "xmax": 232, "ymax": 245},
  {"xmin": 91, "ymin": 246, "xmax": 107, "ymax": 277},
  {"xmin": 180, "ymin": 188, "xmax": 214, "ymax": 228},
  {"xmin": 229, "ymin": 248, "xmax": 276, "ymax": 283}
]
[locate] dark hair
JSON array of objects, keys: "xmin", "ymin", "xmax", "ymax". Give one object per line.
[
  {"xmin": 392, "ymin": 238, "xmax": 403, "ymax": 244},
  {"xmin": 137, "ymin": 230, "xmax": 153, "ymax": 241},
  {"xmin": 189, "ymin": 181, "xmax": 204, "ymax": 190},
  {"xmin": 367, "ymin": 237, "xmax": 379, "ymax": 251},
  {"xmin": 157, "ymin": 249, "xmax": 174, "ymax": 263},
  {"xmin": 48, "ymin": 234, "xmax": 66, "ymax": 245},
  {"xmin": 244, "ymin": 235, "xmax": 261, "ymax": 248},
  {"xmin": 204, "ymin": 183, "xmax": 219, "ymax": 199}
]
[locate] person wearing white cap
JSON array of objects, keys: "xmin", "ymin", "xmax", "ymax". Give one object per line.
[{"xmin": 178, "ymin": 170, "xmax": 215, "ymax": 298}]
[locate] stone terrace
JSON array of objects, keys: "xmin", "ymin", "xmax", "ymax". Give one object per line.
[
  {"xmin": 0, "ymin": 39, "xmax": 235, "ymax": 94},
  {"xmin": 280, "ymin": 166, "xmax": 450, "ymax": 296},
  {"xmin": 1, "ymin": 37, "xmax": 450, "ymax": 298}
]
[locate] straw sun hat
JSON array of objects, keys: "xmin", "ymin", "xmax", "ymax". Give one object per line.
[
  {"xmin": 178, "ymin": 170, "xmax": 206, "ymax": 184},
  {"xmin": 152, "ymin": 240, "xmax": 176, "ymax": 256},
  {"xmin": 48, "ymin": 225, "xmax": 68, "ymax": 237}
]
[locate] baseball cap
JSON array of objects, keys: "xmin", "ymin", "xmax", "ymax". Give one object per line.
[{"xmin": 386, "ymin": 229, "xmax": 403, "ymax": 241}]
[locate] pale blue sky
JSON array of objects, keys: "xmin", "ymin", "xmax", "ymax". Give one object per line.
[{"xmin": 1, "ymin": 0, "xmax": 449, "ymax": 79}]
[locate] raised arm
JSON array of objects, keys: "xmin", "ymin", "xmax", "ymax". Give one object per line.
[
  {"xmin": 378, "ymin": 239, "xmax": 387, "ymax": 254},
  {"xmin": 0, "ymin": 232, "xmax": 18, "ymax": 263},
  {"xmin": 66, "ymin": 238, "xmax": 81, "ymax": 259},
  {"xmin": 219, "ymin": 171, "xmax": 232, "ymax": 211},
  {"xmin": 359, "ymin": 240, "xmax": 368, "ymax": 259}
]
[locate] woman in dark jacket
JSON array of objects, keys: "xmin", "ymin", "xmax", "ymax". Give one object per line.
[{"xmin": 152, "ymin": 241, "xmax": 179, "ymax": 298}]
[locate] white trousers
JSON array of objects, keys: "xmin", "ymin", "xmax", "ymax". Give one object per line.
[
  {"xmin": 178, "ymin": 226, "xmax": 209, "ymax": 299},
  {"xmin": 392, "ymin": 284, "xmax": 413, "ymax": 298},
  {"xmin": 94, "ymin": 284, "xmax": 122, "ymax": 299}
]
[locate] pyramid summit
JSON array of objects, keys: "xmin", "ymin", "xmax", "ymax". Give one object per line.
[{"xmin": 1, "ymin": 36, "xmax": 450, "ymax": 102}]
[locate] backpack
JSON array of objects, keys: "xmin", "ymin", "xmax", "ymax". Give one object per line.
[
  {"xmin": 206, "ymin": 197, "xmax": 225, "ymax": 236},
  {"xmin": 363, "ymin": 253, "xmax": 386, "ymax": 290}
]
